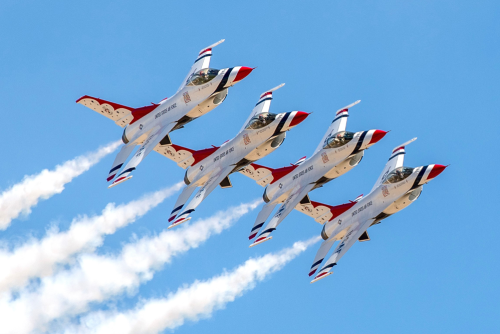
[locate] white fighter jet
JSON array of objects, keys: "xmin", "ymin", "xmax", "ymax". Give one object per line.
[
  {"xmin": 308, "ymin": 138, "xmax": 447, "ymax": 283},
  {"xmin": 76, "ymin": 39, "xmax": 254, "ymax": 187},
  {"xmin": 162, "ymin": 84, "xmax": 309, "ymax": 228},
  {"xmin": 240, "ymin": 101, "xmax": 387, "ymax": 247}
]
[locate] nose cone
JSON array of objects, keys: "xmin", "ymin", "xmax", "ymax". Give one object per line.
[
  {"xmin": 427, "ymin": 164, "xmax": 447, "ymax": 180},
  {"xmin": 369, "ymin": 130, "xmax": 388, "ymax": 144},
  {"xmin": 289, "ymin": 111, "xmax": 310, "ymax": 127},
  {"xmin": 233, "ymin": 66, "xmax": 254, "ymax": 83}
]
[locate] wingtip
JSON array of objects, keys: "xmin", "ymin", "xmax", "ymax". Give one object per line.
[
  {"xmin": 266, "ymin": 83, "xmax": 285, "ymax": 94},
  {"xmin": 310, "ymin": 272, "xmax": 333, "ymax": 284},
  {"xmin": 168, "ymin": 217, "xmax": 192, "ymax": 229},
  {"xmin": 249, "ymin": 236, "xmax": 272, "ymax": 248},
  {"xmin": 76, "ymin": 95, "xmax": 90, "ymax": 103},
  {"xmin": 108, "ymin": 176, "xmax": 133, "ymax": 188}
]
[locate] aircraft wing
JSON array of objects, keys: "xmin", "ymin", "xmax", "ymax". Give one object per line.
[
  {"xmin": 313, "ymin": 100, "xmax": 360, "ymax": 154},
  {"xmin": 109, "ymin": 123, "xmax": 176, "ymax": 187},
  {"xmin": 251, "ymin": 182, "xmax": 315, "ymax": 246},
  {"xmin": 76, "ymin": 96, "xmax": 135, "ymax": 127},
  {"xmin": 371, "ymin": 138, "xmax": 417, "ymax": 192},
  {"xmin": 238, "ymin": 163, "xmax": 275, "ymax": 187},
  {"xmin": 311, "ymin": 219, "xmax": 374, "ymax": 283},
  {"xmin": 154, "ymin": 142, "xmax": 219, "ymax": 169},
  {"xmin": 178, "ymin": 39, "xmax": 225, "ymax": 91}
]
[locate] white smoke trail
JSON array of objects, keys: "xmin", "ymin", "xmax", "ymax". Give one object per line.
[
  {"xmin": 0, "ymin": 141, "xmax": 121, "ymax": 230},
  {"xmin": 0, "ymin": 200, "xmax": 261, "ymax": 334},
  {"xmin": 0, "ymin": 182, "xmax": 183, "ymax": 294},
  {"xmin": 66, "ymin": 237, "xmax": 319, "ymax": 334}
]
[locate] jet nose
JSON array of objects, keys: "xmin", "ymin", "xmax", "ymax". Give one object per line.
[
  {"xmin": 369, "ymin": 130, "xmax": 388, "ymax": 144},
  {"xmin": 288, "ymin": 111, "xmax": 310, "ymax": 127},
  {"xmin": 233, "ymin": 66, "xmax": 254, "ymax": 83},
  {"xmin": 427, "ymin": 164, "xmax": 447, "ymax": 180}
]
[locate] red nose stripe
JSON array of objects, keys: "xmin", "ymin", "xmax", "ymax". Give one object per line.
[
  {"xmin": 233, "ymin": 67, "xmax": 254, "ymax": 82},
  {"xmin": 369, "ymin": 130, "xmax": 388, "ymax": 144},
  {"xmin": 289, "ymin": 111, "xmax": 310, "ymax": 127},
  {"xmin": 427, "ymin": 164, "xmax": 447, "ymax": 180}
]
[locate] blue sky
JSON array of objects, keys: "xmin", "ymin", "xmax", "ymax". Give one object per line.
[{"xmin": 1, "ymin": 0, "xmax": 499, "ymax": 333}]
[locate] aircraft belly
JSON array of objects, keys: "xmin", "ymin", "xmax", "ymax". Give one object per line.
[{"xmin": 243, "ymin": 137, "xmax": 277, "ymax": 161}]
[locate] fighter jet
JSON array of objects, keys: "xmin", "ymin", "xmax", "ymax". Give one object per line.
[
  {"xmin": 308, "ymin": 138, "xmax": 447, "ymax": 283},
  {"xmin": 76, "ymin": 39, "xmax": 253, "ymax": 187},
  {"xmin": 161, "ymin": 84, "xmax": 309, "ymax": 228},
  {"xmin": 240, "ymin": 101, "xmax": 387, "ymax": 247}
]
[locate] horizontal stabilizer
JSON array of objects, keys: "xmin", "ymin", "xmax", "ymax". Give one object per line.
[{"xmin": 249, "ymin": 202, "xmax": 278, "ymax": 239}]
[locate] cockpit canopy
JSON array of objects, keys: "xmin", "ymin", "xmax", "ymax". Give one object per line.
[
  {"xmin": 383, "ymin": 166, "xmax": 414, "ymax": 184},
  {"xmin": 245, "ymin": 112, "xmax": 277, "ymax": 130},
  {"xmin": 186, "ymin": 68, "xmax": 220, "ymax": 86},
  {"xmin": 323, "ymin": 131, "xmax": 355, "ymax": 149}
]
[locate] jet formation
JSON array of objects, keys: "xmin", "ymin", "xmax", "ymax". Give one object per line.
[{"xmin": 77, "ymin": 40, "xmax": 446, "ymax": 282}]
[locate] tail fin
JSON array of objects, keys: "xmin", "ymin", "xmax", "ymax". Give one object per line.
[
  {"xmin": 309, "ymin": 238, "xmax": 336, "ymax": 277},
  {"xmin": 77, "ymin": 95, "xmax": 159, "ymax": 127},
  {"xmin": 239, "ymin": 84, "xmax": 285, "ymax": 132},
  {"xmin": 371, "ymin": 138, "xmax": 417, "ymax": 192},
  {"xmin": 169, "ymin": 184, "xmax": 197, "ymax": 222},
  {"xmin": 313, "ymin": 100, "xmax": 361, "ymax": 154},
  {"xmin": 249, "ymin": 202, "xmax": 278, "ymax": 239}
]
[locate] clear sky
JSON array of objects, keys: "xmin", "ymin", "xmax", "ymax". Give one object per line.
[{"xmin": 1, "ymin": 0, "xmax": 499, "ymax": 333}]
